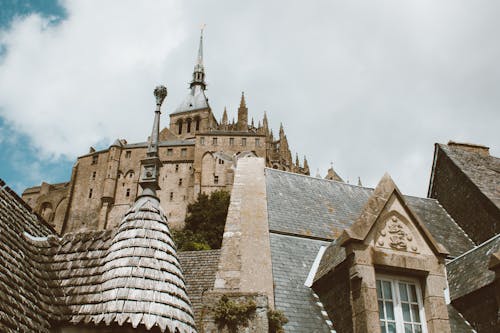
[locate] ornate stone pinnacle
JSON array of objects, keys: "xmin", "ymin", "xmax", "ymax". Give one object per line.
[{"xmin": 154, "ymin": 85, "xmax": 167, "ymax": 106}]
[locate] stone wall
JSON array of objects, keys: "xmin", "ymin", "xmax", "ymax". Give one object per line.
[
  {"xmin": 214, "ymin": 158, "xmax": 275, "ymax": 307},
  {"xmin": 200, "ymin": 292, "xmax": 269, "ymax": 333},
  {"xmin": 313, "ymin": 260, "xmax": 354, "ymax": 333}
]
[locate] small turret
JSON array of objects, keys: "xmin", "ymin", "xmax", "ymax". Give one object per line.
[
  {"xmin": 222, "ymin": 107, "xmax": 228, "ymax": 125},
  {"xmin": 325, "ymin": 162, "xmax": 344, "ymax": 182},
  {"xmin": 263, "ymin": 111, "xmax": 269, "ymax": 135}
]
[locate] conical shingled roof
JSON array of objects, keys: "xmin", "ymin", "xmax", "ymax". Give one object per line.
[{"xmin": 95, "ymin": 195, "xmax": 197, "ymax": 332}]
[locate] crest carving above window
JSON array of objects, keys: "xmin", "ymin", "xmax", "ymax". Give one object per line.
[{"xmin": 376, "ymin": 214, "xmax": 418, "ymax": 253}]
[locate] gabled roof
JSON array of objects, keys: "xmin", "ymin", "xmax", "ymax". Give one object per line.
[
  {"xmin": 447, "ymin": 234, "xmax": 500, "ymax": 301},
  {"xmin": 265, "ymin": 168, "xmax": 474, "ymax": 257},
  {"xmin": 431, "ymin": 143, "xmax": 500, "ymax": 208},
  {"xmin": 337, "ymin": 173, "xmax": 449, "ymax": 256}
]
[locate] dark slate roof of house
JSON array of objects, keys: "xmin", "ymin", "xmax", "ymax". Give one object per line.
[
  {"xmin": 446, "ymin": 234, "xmax": 500, "ymax": 301},
  {"xmin": 178, "ymin": 250, "xmax": 220, "ymax": 325},
  {"xmin": 269, "ymin": 233, "xmax": 332, "ymax": 333},
  {"xmin": 265, "ymin": 168, "xmax": 475, "ymax": 257},
  {"xmin": 0, "ymin": 180, "xmax": 55, "ymax": 332},
  {"xmin": 1, "ymin": 179, "xmax": 198, "ymax": 333},
  {"xmin": 447, "ymin": 305, "xmax": 475, "ymax": 333},
  {"xmin": 437, "ymin": 143, "xmax": 500, "ymax": 208}
]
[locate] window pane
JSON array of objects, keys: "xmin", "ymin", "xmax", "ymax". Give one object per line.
[
  {"xmin": 404, "ymin": 323, "xmax": 412, "ymax": 333},
  {"xmin": 414, "ymin": 324, "xmax": 422, "ymax": 333},
  {"xmin": 402, "ymin": 303, "xmax": 411, "ymax": 322},
  {"xmin": 387, "ymin": 322, "xmax": 396, "ymax": 333},
  {"xmin": 380, "ymin": 322, "xmax": 386, "ymax": 333},
  {"xmin": 409, "ymin": 284, "xmax": 417, "ymax": 302},
  {"xmin": 399, "ymin": 283, "xmax": 409, "ymax": 302},
  {"xmin": 411, "ymin": 304, "xmax": 420, "ymax": 322},
  {"xmin": 378, "ymin": 301, "xmax": 385, "ymax": 319},
  {"xmin": 383, "ymin": 281, "xmax": 392, "ymax": 299},
  {"xmin": 377, "ymin": 280, "xmax": 383, "ymax": 299},
  {"xmin": 385, "ymin": 301, "xmax": 394, "ymax": 320}
]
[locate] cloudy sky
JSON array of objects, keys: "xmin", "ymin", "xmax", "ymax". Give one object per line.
[{"xmin": 0, "ymin": 0, "xmax": 498, "ymax": 196}]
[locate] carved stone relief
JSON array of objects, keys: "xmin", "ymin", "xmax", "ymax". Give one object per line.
[{"xmin": 376, "ymin": 214, "xmax": 418, "ymax": 253}]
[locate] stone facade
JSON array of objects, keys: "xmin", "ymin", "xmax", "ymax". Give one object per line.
[{"xmin": 22, "ymin": 36, "xmax": 309, "ymax": 234}]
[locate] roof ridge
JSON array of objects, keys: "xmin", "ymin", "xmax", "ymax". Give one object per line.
[
  {"xmin": 447, "ymin": 233, "xmax": 500, "ymax": 264},
  {"xmin": 265, "ymin": 167, "xmax": 375, "ymax": 190}
]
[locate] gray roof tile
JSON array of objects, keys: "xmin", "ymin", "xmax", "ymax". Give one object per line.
[
  {"xmin": 178, "ymin": 249, "xmax": 220, "ymax": 325},
  {"xmin": 269, "ymin": 233, "xmax": 331, "ymax": 333},
  {"xmin": 438, "ymin": 143, "xmax": 500, "ymax": 208},
  {"xmin": 265, "ymin": 168, "xmax": 474, "ymax": 258},
  {"xmin": 447, "ymin": 234, "xmax": 500, "ymax": 300}
]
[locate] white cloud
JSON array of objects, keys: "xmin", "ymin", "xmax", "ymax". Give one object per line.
[
  {"xmin": 0, "ymin": 0, "xmax": 185, "ymax": 158},
  {"xmin": 0, "ymin": 0, "xmax": 499, "ymax": 196}
]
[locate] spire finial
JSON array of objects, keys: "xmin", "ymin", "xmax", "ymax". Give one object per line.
[
  {"xmin": 198, "ymin": 24, "xmax": 205, "ymax": 65},
  {"xmin": 139, "ymin": 85, "xmax": 167, "ymax": 198},
  {"xmin": 240, "ymin": 91, "xmax": 246, "ymax": 108},
  {"xmin": 190, "ymin": 26, "xmax": 206, "ymax": 90}
]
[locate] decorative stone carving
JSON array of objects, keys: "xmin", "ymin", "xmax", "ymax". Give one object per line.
[{"xmin": 376, "ymin": 215, "xmax": 418, "ymax": 252}]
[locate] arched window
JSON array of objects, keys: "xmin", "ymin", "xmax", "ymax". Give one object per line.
[
  {"xmin": 186, "ymin": 118, "xmax": 192, "ymax": 133},
  {"xmin": 195, "ymin": 117, "xmax": 200, "ymax": 131},
  {"xmin": 177, "ymin": 119, "xmax": 183, "ymax": 135}
]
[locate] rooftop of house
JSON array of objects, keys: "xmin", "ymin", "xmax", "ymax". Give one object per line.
[
  {"xmin": 446, "ymin": 234, "xmax": 500, "ymax": 301},
  {"xmin": 1, "ymin": 178, "xmax": 198, "ymax": 333},
  {"xmin": 434, "ymin": 142, "xmax": 500, "ymax": 208},
  {"xmin": 265, "ymin": 168, "xmax": 475, "ymax": 257},
  {"xmin": 264, "ymin": 168, "xmax": 477, "ymax": 332}
]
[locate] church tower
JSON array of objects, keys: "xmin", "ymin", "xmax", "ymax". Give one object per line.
[{"xmin": 168, "ymin": 28, "xmax": 217, "ymax": 139}]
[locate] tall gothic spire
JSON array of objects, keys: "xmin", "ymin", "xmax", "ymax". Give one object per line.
[
  {"xmin": 140, "ymin": 85, "xmax": 167, "ymax": 197},
  {"xmin": 190, "ymin": 27, "xmax": 206, "ymax": 90},
  {"xmin": 237, "ymin": 91, "xmax": 248, "ymax": 131}
]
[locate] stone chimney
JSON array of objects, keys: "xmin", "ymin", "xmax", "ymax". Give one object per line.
[{"xmin": 448, "ymin": 141, "xmax": 490, "ymax": 156}]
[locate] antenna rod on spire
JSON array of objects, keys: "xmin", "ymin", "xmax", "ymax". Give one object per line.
[
  {"xmin": 139, "ymin": 85, "xmax": 167, "ymax": 198},
  {"xmin": 198, "ymin": 24, "xmax": 206, "ymax": 65}
]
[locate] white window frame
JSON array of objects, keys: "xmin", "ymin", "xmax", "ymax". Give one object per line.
[{"xmin": 376, "ymin": 274, "xmax": 428, "ymax": 333}]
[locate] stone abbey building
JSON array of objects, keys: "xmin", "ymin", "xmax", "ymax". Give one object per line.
[{"xmin": 21, "ymin": 32, "xmax": 309, "ymax": 234}]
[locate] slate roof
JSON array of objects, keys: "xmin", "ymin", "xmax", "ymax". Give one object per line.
[
  {"xmin": 437, "ymin": 143, "xmax": 500, "ymax": 208},
  {"xmin": 172, "ymin": 85, "xmax": 209, "ymax": 114},
  {"xmin": 446, "ymin": 234, "xmax": 500, "ymax": 301},
  {"xmin": 447, "ymin": 305, "xmax": 475, "ymax": 333},
  {"xmin": 265, "ymin": 168, "xmax": 474, "ymax": 257},
  {"xmin": 269, "ymin": 233, "xmax": 332, "ymax": 333},
  {"xmin": 0, "ymin": 180, "xmax": 56, "ymax": 332},
  {"xmin": 1, "ymin": 179, "xmax": 197, "ymax": 333},
  {"xmin": 178, "ymin": 250, "xmax": 220, "ymax": 325}
]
